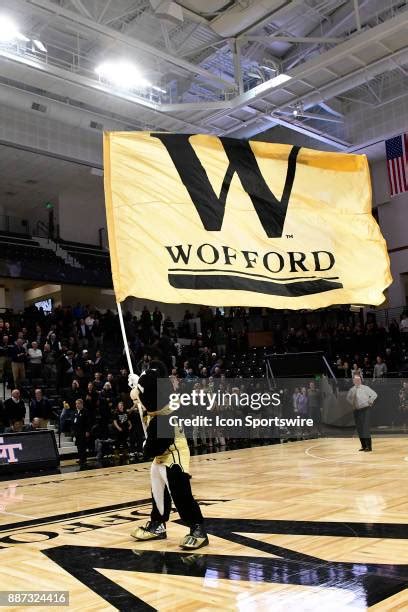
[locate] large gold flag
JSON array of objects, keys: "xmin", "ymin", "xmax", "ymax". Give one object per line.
[{"xmin": 103, "ymin": 132, "xmax": 391, "ymax": 308}]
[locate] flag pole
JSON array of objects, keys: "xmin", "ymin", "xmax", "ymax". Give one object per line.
[
  {"xmin": 117, "ymin": 302, "xmax": 145, "ymax": 437},
  {"xmin": 116, "ymin": 301, "xmax": 134, "ymax": 376}
]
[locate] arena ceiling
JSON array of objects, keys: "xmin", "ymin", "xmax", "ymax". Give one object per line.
[{"xmin": 0, "ymin": 0, "xmax": 407, "ymax": 168}]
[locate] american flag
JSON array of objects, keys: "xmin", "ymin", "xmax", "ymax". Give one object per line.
[{"xmin": 385, "ymin": 133, "xmax": 408, "ymax": 197}]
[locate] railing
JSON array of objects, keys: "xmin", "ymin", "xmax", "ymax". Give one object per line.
[
  {"xmin": 366, "ymin": 305, "xmax": 408, "ymax": 327},
  {"xmin": 0, "ymin": 213, "xmax": 104, "ymax": 250},
  {"xmin": 0, "ymin": 214, "xmax": 30, "ymax": 235}
]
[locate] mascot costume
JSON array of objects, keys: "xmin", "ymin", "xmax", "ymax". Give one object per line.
[{"xmin": 129, "ymin": 361, "xmax": 208, "ymax": 550}]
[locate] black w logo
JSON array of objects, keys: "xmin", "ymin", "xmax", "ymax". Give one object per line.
[{"xmin": 151, "ymin": 134, "xmax": 300, "ymax": 238}]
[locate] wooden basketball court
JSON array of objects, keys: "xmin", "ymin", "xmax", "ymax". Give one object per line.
[{"xmin": 1, "ymin": 438, "xmax": 407, "ymax": 611}]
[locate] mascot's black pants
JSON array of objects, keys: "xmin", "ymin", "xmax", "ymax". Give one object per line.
[{"xmin": 150, "ymin": 463, "xmax": 204, "ymax": 526}]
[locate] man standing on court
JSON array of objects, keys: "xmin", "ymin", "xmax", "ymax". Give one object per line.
[{"xmin": 347, "ymin": 375, "xmax": 377, "ymax": 452}]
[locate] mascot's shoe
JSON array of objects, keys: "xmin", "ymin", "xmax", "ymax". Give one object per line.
[
  {"xmin": 180, "ymin": 524, "xmax": 209, "ymax": 550},
  {"xmin": 131, "ymin": 521, "xmax": 167, "ymax": 541}
]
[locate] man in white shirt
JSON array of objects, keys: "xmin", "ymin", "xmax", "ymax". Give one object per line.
[
  {"xmin": 27, "ymin": 341, "xmax": 43, "ymax": 379},
  {"xmin": 346, "ymin": 375, "xmax": 377, "ymax": 452}
]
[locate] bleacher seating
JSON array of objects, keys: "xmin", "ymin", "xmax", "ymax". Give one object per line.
[{"xmin": 0, "ymin": 231, "xmax": 112, "ymax": 287}]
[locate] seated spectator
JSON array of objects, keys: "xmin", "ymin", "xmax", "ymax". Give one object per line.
[
  {"xmin": 24, "ymin": 417, "xmax": 42, "ymax": 431},
  {"xmin": 29, "ymin": 388, "xmax": 52, "ymax": 429},
  {"xmin": 4, "ymin": 389, "xmax": 26, "ymax": 427},
  {"xmin": 212, "ymin": 366, "xmax": 222, "ymax": 379},
  {"xmin": 27, "ymin": 341, "xmax": 43, "ymax": 380},
  {"xmin": 5, "ymin": 418, "xmax": 25, "ymax": 433},
  {"xmin": 185, "ymin": 367, "xmax": 198, "ymax": 383}
]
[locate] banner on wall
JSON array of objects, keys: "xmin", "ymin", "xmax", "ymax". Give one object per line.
[{"xmin": 103, "ymin": 132, "xmax": 392, "ymax": 308}]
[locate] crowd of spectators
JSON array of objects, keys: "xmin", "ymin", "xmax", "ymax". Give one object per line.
[{"xmin": 0, "ymin": 302, "xmax": 407, "ymax": 466}]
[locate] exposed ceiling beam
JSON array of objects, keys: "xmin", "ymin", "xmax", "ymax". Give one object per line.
[
  {"xmin": 284, "ymin": 0, "xmax": 373, "ymax": 70},
  {"xmin": 221, "ymin": 43, "xmax": 408, "ymax": 141},
  {"xmin": 276, "ymin": 110, "xmax": 344, "ymax": 124},
  {"xmin": 22, "ymin": 0, "xmax": 234, "ymax": 88},
  {"xmin": 255, "ymin": 115, "xmax": 350, "ymax": 149},
  {"xmin": 69, "ymin": 0, "xmax": 94, "ymax": 21},
  {"xmin": 241, "ymin": 35, "xmax": 342, "ymax": 44},
  {"xmin": 199, "ymin": 10, "xmax": 408, "ymax": 124},
  {"xmin": 97, "ymin": 0, "xmax": 112, "ymax": 24},
  {"xmin": 319, "ymin": 100, "xmax": 344, "ymax": 117},
  {"xmin": 231, "ymin": 0, "xmax": 300, "ymax": 38},
  {"xmin": 353, "ymin": 0, "xmax": 362, "ymax": 31}
]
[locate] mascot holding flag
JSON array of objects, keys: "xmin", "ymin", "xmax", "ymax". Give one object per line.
[
  {"xmin": 103, "ymin": 130, "xmax": 392, "ymax": 554},
  {"xmin": 129, "ymin": 362, "xmax": 209, "ymax": 550}
]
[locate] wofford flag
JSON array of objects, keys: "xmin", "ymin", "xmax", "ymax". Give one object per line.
[{"xmin": 103, "ymin": 132, "xmax": 391, "ymax": 308}]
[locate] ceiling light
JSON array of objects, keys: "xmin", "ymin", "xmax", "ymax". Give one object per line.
[
  {"xmin": 33, "ymin": 39, "xmax": 47, "ymax": 52},
  {"xmin": 152, "ymin": 85, "xmax": 166, "ymax": 93},
  {"xmin": 268, "ymin": 73, "xmax": 291, "ymax": 87},
  {"xmin": 0, "ymin": 16, "xmax": 21, "ymax": 42},
  {"xmin": 95, "ymin": 61, "xmax": 151, "ymax": 89}
]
